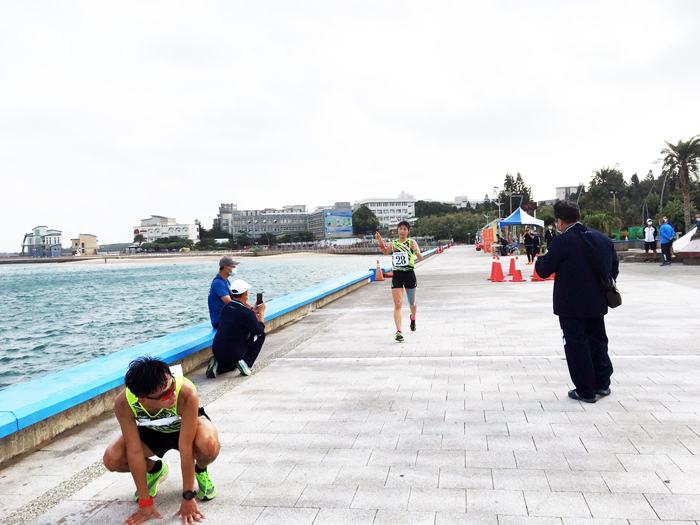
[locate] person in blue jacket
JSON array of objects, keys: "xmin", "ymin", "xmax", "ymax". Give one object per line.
[
  {"xmin": 535, "ymin": 200, "xmax": 619, "ymax": 403},
  {"xmin": 658, "ymin": 218, "xmax": 675, "ymax": 266},
  {"xmin": 207, "ymin": 256, "xmax": 240, "ymax": 328}
]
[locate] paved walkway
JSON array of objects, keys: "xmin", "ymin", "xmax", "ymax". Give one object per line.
[{"xmin": 3, "ymin": 246, "xmax": 700, "ymax": 525}]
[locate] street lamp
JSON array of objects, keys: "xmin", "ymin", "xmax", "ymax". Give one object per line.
[{"xmin": 610, "ymin": 191, "xmax": 616, "ymax": 214}]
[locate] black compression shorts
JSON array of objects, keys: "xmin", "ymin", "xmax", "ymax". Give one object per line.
[
  {"xmin": 391, "ymin": 269, "xmax": 417, "ymax": 289},
  {"xmin": 138, "ymin": 407, "xmax": 210, "ymax": 458}
]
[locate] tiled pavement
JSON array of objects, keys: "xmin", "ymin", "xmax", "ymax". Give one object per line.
[{"xmin": 3, "ymin": 246, "xmax": 700, "ymax": 524}]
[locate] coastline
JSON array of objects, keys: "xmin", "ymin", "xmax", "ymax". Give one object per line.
[{"xmin": 0, "ymin": 251, "xmax": 360, "ymax": 266}]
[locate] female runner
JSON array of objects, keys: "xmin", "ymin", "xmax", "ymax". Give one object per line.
[{"xmin": 375, "ymin": 221, "xmax": 423, "ymax": 341}]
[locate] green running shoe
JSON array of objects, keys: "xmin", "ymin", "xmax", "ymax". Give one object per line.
[
  {"xmin": 237, "ymin": 359, "xmax": 251, "ymax": 376},
  {"xmin": 410, "ymin": 318, "xmax": 416, "ymax": 332},
  {"xmin": 395, "ymin": 331, "xmax": 404, "ymax": 341},
  {"xmin": 195, "ymin": 467, "xmax": 217, "ymax": 501},
  {"xmin": 205, "ymin": 356, "xmax": 218, "ymax": 378},
  {"xmin": 134, "ymin": 461, "xmax": 169, "ymax": 501}
]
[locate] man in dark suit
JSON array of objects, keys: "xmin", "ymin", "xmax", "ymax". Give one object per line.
[{"xmin": 535, "ymin": 200, "xmax": 619, "ymax": 403}]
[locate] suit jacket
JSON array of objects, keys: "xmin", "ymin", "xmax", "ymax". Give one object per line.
[{"xmin": 534, "ymin": 223, "xmax": 619, "ymax": 318}]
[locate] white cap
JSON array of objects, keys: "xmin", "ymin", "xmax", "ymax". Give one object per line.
[{"xmin": 230, "ymin": 279, "xmax": 252, "ymax": 294}]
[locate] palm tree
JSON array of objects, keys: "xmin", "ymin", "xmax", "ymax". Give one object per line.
[
  {"xmin": 659, "ymin": 135, "xmax": 700, "ymax": 233},
  {"xmin": 133, "ymin": 234, "xmax": 146, "ymax": 246}
]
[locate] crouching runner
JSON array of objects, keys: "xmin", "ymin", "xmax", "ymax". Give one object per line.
[{"xmin": 103, "ymin": 356, "xmax": 220, "ymax": 524}]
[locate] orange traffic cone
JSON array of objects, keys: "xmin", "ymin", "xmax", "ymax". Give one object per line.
[
  {"xmin": 487, "ymin": 255, "xmax": 505, "ymax": 282},
  {"xmin": 508, "ymin": 257, "xmax": 516, "ymax": 276},
  {"xmin": 510, "ymin": 256, "xmax": 526, "ymax": 282},
  {"xmin": 531, "ymin": 256, "xmax": 545, "ymax": 281},
  {"xmin": 375, "ymin": 260, "xmax": 384, "ymax": 281},
  {"xmin": 546, "ymin": 272, "xmax": 555, "ymax": 281}
]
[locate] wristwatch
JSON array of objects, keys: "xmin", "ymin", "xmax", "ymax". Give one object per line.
[{"xmin": 182, "ymin": 490, "xmax": 197, "ymax": 500}]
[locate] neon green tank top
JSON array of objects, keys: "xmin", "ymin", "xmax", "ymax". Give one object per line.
[
  {"xmin": 391, "ymin": 238, "xmax": 415, "ymax": 271},
  {"xmin": 125, "ymin": 375, "xmax": 196, "ymax": 434}
]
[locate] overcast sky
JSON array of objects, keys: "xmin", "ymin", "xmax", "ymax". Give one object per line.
[{"xmin": 2, "ymin": 1, "xmax": 699, "ymax": 252}]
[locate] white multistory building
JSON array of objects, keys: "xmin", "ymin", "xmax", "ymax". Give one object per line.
[
  {"xmin": 21, "ymin": 226, "xmax": 63, "ymax": 257},
  {"xmin": 353, "ymin": 191, "xmax": 416, "ymax": 229},
  {"xmin": 133, "ymin": 216, "xmax": 200, "ymax": 242}
]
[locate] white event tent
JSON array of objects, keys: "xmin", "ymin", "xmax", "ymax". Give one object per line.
[{"xmin": 498, "ymin": 207, "xmax": 544, "ymax": 228}]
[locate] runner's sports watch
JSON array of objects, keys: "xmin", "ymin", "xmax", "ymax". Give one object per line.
[{"xmin": 182, "ymin": 490, "xmax": 197, "ymax": 500}]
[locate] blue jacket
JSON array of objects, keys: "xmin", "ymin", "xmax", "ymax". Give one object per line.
[
  {"xmin": 534, "ymin": 223, "xmax": 619, "ymax": 318},
  {"xmin": 659, "ymin": 223, "xmax": 675, "ymax": 244}
]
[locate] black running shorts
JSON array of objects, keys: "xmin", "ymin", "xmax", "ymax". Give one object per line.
[
  {"xmin": 645, "ymin": 241, "xmax": 656, "ymax": 251},
  {"xmin": 391, "ymin": 269, "xmax": 417, "ymax": 289},
  {"xmin": 138, "ymin": 407, "xmax": 210, "ymax": 458}
]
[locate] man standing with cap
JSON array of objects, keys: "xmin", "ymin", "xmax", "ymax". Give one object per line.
[
  {"xmin": 207, "ymin": 279, "xmax": 266, "ymax": 378},
  {"xmin": 207, "ymin": 256, "xmax": 240, "ymax": 329},
  {"xmin": 643, "ymin": 218, "xmax": 658, "ymax": 262}
]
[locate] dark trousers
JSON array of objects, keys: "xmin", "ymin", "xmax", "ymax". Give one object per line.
[
  {"xmin": 559, "ymin": 316, "xmax": 613, "ymax": 399},
  {"xmin": 215, "ymin": 333, "xmax": 265, "ymax": 374},
  {"xmin": 525, "ymin": 245, "xmax": 534, "ymax": 262},
  {"xmin": 661, "ymin": 242, "xmax": 672, "ymax": 263}
]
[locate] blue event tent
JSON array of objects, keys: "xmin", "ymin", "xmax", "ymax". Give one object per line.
[{"xmin": 498, "ymin": 207, "xmax": 544, "ymax": 228}]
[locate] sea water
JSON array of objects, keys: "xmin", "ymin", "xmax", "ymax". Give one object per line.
[{"xmin": 0, "ymin": 255, "xmax": 386, "ymax": 390}]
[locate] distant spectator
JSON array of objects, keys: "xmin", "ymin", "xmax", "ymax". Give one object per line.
[
  {"xmin": 523, "ymin": 228, "xmax": 535, "ymax": 264},
  {"xmin": 663, "ymin": 216, "xmax": 677, "ymax": 258},
  {"xmin": 207, "ymin": 280, "xmax": 266, "ymax": 378},
  {"xmin": 544, "ymin": 224, "xmax": 557, "ymax": 251},
  {"xmin": 643, "ymin": 219, "xmax": 658, "ymax": 262},
  {"xmin": 208, "ymin": 256, "xmax": 240, "ymax": 328},
  {"xmin": 659, "ymin": 218, "xmax": 675, "ymax": 267},
  {"xmin": 532, "ymin": 229, "xmax": 541, "ymax": 256}
]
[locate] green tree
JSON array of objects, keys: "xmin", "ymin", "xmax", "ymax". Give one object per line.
[
  {"xmin": 259, "ymin": 232, "xmax": 277, "ymax": 246},
  {"xmin": 133, "ymin": 234, "xmax": 145, "ymax": 245},
  {"xmin": 659, "ymin": 135, "xmax": 700, "ymax": 233},
  {"xmin": 658, "ymin": 195, "xmax": 698, "ymax": 235},
  {"xmin": 415, "ymin": 200, "xmax": 458, "ymax": 218},
  {"xmin": 352, "ymin": 205, "xmax": 379, "ymax": 235},
  {"xmin": 235, "ymin": 231, "xmax": 253, "ymax": 247},
  {"xmin": 497, "ymin": 172, "xmax": 532, "ymax": 217},
  {"xmin": 581, "ymin": 211, "xmax": 621, "ymax": 236}
]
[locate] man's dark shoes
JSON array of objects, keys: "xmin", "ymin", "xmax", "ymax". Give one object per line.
[
  {"xmin": 568, "ymin": 390, "xmax": 597, "ymax": 403},
  {"xmin": 205, "ymin": 356, "xmax": 218, "ymax": 379},
  {"xmin": 595, "ymin": 388, "xmax": 611, "ymax": 396}
]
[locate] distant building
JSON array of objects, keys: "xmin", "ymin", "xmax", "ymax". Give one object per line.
[
  {"xmin": 71, "ymin": 234, "xmax": 98, "ymax": 256},
  {"xmin": 133, "ymin": 215, "xmax": 200, "ymax": 243},
  {"xmin": 22, "ymin": 226, "xmax": 62, "ymax": 257},
  {"xmin": 216, "ymin": 204, "xmax": 310, "ymax": 240},
  {"xmin": 453, "ymin": 195, "xmax": 485, "ymax": 208},
  {"xmin": 308, "ymin": 202, "xmax": 353, "ymax": 239},
  {"xmin": 353, "ymin": 191, "xmax": 416, "ymax": 229},
  {"xmin": 556, "ymin": 186, "xmax": 583, "ymax": 201}
]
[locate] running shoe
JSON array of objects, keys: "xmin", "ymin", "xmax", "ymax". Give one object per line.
[
  {"xmin": 134, "ymin": 461, "xmax": 169, "ymax": 500},
  {"xmin": 237, "ymin": 359, "xmax": 251, "ymax": 376},
  {"xmin": 410, "ymin": 318, "xmax": 416, "ymax": 332},
  {"xmin": 395, "ymin": 331, "xmax": 404, "ymax": 341},
  {"xmin": 195, "ymin": 467, "xmax": 217, "ymax": 501},
  {"xmin": 205, "ymin": 356, "xmax": 218, "ymax": 379}
]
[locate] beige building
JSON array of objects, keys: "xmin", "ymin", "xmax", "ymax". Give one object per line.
[{"xmin": 71, "ymin": 234, "xmax": 99, "ymax": 255}]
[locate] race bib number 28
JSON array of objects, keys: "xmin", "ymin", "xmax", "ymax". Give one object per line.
[{"xmin": 392, "ymin": 252, "xmax": 410, "ymax": 267}]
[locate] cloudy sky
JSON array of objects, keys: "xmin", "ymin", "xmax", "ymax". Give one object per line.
[{"xmin": 2, "ymin": 1, "xmax": 699, "ymax": 252}]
